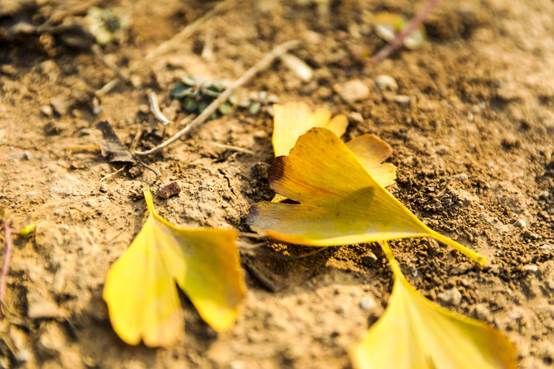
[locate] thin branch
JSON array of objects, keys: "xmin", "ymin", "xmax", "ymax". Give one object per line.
[
  {"xmin": 370, "ymin": 0, "xmax": 441, "ymax": 65},
  {"xmin": 134, "ymin": 39, "xmax": 300, "ymax": 156},
  {"xmin": 0, "ymin": 219, "xmax": 13, "ymax": 318}
]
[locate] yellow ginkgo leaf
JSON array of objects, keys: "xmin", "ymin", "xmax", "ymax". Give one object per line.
[
  {"xmin": 271, "ymin": 103, "xmax": 395, "ymax": 205},
  {"xmin": 350, "ymin": 241, "xmax": 517, "ymax": 369},
  {"xmin": 346, "ymin": 134, "xmax": 396, "ymax": 188},
  {"xmin": 103, "ymin": 189, "xmax": 245, "ymax": 347},
  {"xmin": 272, "ymin": 102, "xmax": 348, "ymax": 157},
  {"xmin": 248, "ymin": 127, "xmax": 486, "ymax": 265}
]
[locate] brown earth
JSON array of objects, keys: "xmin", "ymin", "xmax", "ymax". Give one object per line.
[{"xmin": 0, "ymin": 0, "xmax": 553, "ymax": 368}]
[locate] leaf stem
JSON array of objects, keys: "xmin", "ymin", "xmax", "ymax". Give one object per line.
[
  {"xmin": 428, "ymin": 230, "xmax": 488, "ymax": 266},
  {"xmin": 378, "ymin": 241, "xmax": 402, "ymax": 278}
]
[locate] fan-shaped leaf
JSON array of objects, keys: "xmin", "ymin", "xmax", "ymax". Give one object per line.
[
  {"xmin": 248, "ymin": 127, "xmax": 486, "ymax": 265},
  {"xmin": 350, "ymin": 241, "xmax": 517, "ymax": 369},
  {"xmin": 103, "ymin": 189, "xmax": 245, "ymax": 346}
]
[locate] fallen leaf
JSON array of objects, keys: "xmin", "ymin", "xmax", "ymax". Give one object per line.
[
  {"xmin": 248, "ymin": 128, "xmax": 486, "ymax": 265},
  {"xmin": 350, "ymin": 241, "xmax": 517, "ymax": 369},
  {"xmin": 346, "ymin": 134, "xmax": 396, "ymax": 188},
  {"xmin": 96, "ymin": 121, "xmax": 136, "ymax": 164},
  {"xmin": 272, "ymin": 102, "xmax": 348, "ymax": 157},
  {"xmin": 103, "ymin": 189, "xmax": 245, "ymax": 347},
  {"xmin": 271, "ymin": 102, "xmax": 395, "ymax": 204}
]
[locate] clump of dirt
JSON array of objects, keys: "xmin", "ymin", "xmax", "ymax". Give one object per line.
[{"xmin": 0, "ymin": 0, "xmax": 553, "ymax": 369}]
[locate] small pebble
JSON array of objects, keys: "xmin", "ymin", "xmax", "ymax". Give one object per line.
[
  {"xmin": 50, "ymin": 95, "xmax": 72, "ymax": 116},
  {"xmin": 473, "ymin": 303, "xmax": 491, "ymax": 321},
  {"xmin": 157, "ymin": 181, "xmax": 181, "ymax": 199},
  {"xmin": 393, "ymin": 95, "xmax": 411, "ymax": 106},
  {"xmin": 334, "ymin": 79, "xmax": 370, "ymax": 103},
  {"xmin": 27, "ymin": 291, "xmax": 64, "ymax": 319},
  {"xmin": 348, "ymin": 112, "xmax": 364, "ymax": 123},
  {"xmin": 40, "ymin": 105, "xmax": 54, "ymax": 117},
  {"xmin": 359, "ymin": 296, "xmax": 377, "ymax": 311},
  {"xmin": 513, "ymin": 219, "xmax": 527, "ymax": 228},
  {"xmin": 437, "ymin": 287, "xmax": 462, "ymax": 305},
  {"xmin": 375, "ymin": 75, "xmax": 398, "ymax": 91}
]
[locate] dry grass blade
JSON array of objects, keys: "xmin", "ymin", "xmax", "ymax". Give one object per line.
[{"xmin": 148, "ymin": 92, "xmax": 171, "ymax": 125}]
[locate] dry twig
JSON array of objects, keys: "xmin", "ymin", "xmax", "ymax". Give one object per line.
[
  {"xmin": 134, "ymin": 39, "xmax": 300, "ymax": 156},
  {"xmin": 0, "ymin": 219, "xmax": 13, "ymax": 318},
  {"xmin": 370, "ymin": 0, "xmax": 441, "ymax": 65}
]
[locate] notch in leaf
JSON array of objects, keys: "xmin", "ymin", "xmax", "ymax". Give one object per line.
[
  {"xmin": 103, "ymin": 189, "xmax": 245, "ymax": 347},
  {"xmin": 248, "ymin": 127, "xmax": 486, "ymax": 265},
  {"xmin": 350, "ymin": 241, "xmax": 517, "ymax": 369}
]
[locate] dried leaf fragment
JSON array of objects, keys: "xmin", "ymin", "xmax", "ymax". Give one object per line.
[
  {"xmin": 350, "ymin": 241, "xmax": 517, "ymax": 369},
  {"xmin": 96, "ymin": 121, "xmax": 135, "ymax": 164},
  {"xmin": 103, "ymin": 189, "xmax": 245, "ymax": 346},
  {"xmin": 248, "ymin": 128, "xmax": 486, "ymax": 265}
]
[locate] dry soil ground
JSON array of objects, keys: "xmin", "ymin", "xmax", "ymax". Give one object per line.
[{"xmin": 0, "ymin": 0, "xmax": 553, "ymax": 368}]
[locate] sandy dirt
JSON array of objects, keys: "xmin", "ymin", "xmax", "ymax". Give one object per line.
[{"xmin": 0, "ymin": 0, "xmax": 553, "ymax": 368}]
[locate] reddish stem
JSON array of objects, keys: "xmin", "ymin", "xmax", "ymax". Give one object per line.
[
  {"xmin": 371, "ymin": 0, "xmax": 442, "ymax": 64},
  {"xmin": 0, "ymin": 220, "xmax": 13, "ymax": 318}
]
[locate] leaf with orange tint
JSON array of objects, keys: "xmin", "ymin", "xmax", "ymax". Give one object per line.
[
  {"xmin": 248, "ymin": 127, "xmax": 486, "ymax": 265},
  {"xmin": 271, "ymin": 103, "xmax": 395, "ymax": 203}
]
